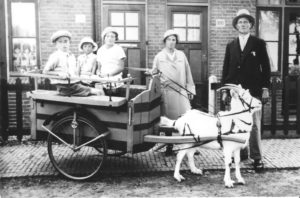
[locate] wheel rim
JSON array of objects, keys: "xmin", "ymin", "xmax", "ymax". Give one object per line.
[{"xmin": 47, "ymin": 115, "xmax": 107, "ymax": 180}]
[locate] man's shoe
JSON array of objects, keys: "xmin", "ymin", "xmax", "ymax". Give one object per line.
[{"xmin": 253, "ymin": 159, "xmax": 264, "ymax": 172}]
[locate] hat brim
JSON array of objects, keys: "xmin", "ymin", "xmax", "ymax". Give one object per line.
[
  {"xmin": 79, "ymin": 42, "xmax": 98, "ymax": 52},
  {"xmin": 232, "ymin": 14, "xmax": 255, "ymax": 29}
]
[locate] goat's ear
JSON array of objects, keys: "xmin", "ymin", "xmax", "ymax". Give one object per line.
[
  {"xmin": 237, "ymin": 84, "xmax": 242, "ymax": 89},
  {"xmin": 230, "ymin": 89, "xmax": 238, "ymax": 99}
]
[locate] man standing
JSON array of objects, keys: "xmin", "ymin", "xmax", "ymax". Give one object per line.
[{"xmin": 222, "ymin": 9, "xmax": 271, "ymax": 171}]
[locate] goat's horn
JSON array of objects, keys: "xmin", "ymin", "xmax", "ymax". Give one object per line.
[{"xmin": 224, "ymin": 83, "xmax": 242, "ymax": 88}]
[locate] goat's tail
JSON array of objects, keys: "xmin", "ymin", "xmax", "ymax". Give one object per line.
[{"xmin": 159, "ymin": 116, "xmax": 174, "ymax": 127}]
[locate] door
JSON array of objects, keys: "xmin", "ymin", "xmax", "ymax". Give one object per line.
[
  {"xmin": 283, "ymin": 8, "xmax": 300, "ymax": 112},
  {"xmin": 167, "ymin": 6, "xmax": 208, "ymax": 110},
  {"xmin": 103, "ymin": 4, "xmax": 146, "ymax": 84}
]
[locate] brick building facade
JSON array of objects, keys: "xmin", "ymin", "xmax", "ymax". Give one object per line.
[{"xmin": 1, "ymin": 0, "xmax": 300, "ymax": 137}]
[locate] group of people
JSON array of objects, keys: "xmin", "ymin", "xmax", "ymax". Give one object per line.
[
  {"xmin": 43, "ymin": 27, "xmax": 125, "ymax": 96},
  {"xmin": 44, "ymin": 8, "xmax": 270, "ymax": 171}
]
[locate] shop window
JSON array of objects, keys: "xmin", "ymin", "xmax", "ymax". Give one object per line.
[
  {"xmin": 258, "ymin": 9, "xmax": 281, "ymax": 72},
  {"xmin": 110, "ymin": 12, "xmax": 139, "ymax": 41},
  {"xmin": 172, "ymin": 13, "xmax": 201, "ymax": 42},
  {"xmin": 9, "ymin": 1, "xmax": 38, "ymax": 72}
]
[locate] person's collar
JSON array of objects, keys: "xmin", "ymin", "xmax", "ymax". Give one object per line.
[{"xmin": 239, "ymin": 33, "xmax": 250, "ymax": 40}]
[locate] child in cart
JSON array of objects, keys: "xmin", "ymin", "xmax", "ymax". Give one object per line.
[
  {"xmin": 43, "ymin": 30, "xmax": 104, "ymax": 96},
  {"xmin": 77, "ymin": 37, "xmax": 98, "ymax": 86}
]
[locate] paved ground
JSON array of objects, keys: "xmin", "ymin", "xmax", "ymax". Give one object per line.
[{"xmin": 1, "ymin": 138, "xmax": 300, "ymax": 179}]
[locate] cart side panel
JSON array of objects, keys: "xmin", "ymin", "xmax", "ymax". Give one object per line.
[
  {"xmin": 129, "ymin": 75, "xmax": 161, "ymax": 153},
  {"xmin": 35, "ymin": 102, "xmax": 71, "ymax": 140}
]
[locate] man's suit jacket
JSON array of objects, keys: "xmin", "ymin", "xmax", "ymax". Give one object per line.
[{"xmin": 222, "ymin": 35, "xmax": 271, "ymax": 97}]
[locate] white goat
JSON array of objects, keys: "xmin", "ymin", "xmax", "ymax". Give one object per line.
[{"xmin": 160, "ymin": 85, "xmax": 261, "ymax": 188}]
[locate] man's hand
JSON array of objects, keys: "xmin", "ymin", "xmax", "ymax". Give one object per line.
[
  {"xmin": 262, "ymin": 88, "xmax": 269, "ymax": 104},
  {"xmin": 221, "ymin": 90, "xmax": 230, "ymax": 105}
]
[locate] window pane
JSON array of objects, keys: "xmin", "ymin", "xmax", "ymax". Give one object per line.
[
  {"xmin": 270, "ymin": 0, "xmax": 281, "ymax": 4},
  {"xmin": 259, "ymin": 10, "xmax": 279, "ymax": 41},
  {"xmin": 126, "ymin": 13, "xmax": 138, "ymax": 26},
  {"xmin": 286, "ymin": 0, "xmax": 300, "ymax": 4},
  {"xmin": 173, "ymin": 14, "xmax": 186, "ymax": 27},
  {"xmin": 114, "ymin": 27, "xmax": 124, "ymax": 40},
  {"xmin": 266, "ymin": 42, "xmax": 278, "ymax": 72},
  {"xmin": 13, "ymin": 38, "xmax": 37, "ymax": 72},
  {"xmin": 111, "ymin": 12, "xmax": 124, "ymax": 26},
  {"xmin": 289, "ymin": 55, "xmax": 300, "ymax": 75},
  {"xmin": 126, "ymin": 27, "xmax": 139, "ymax": 41},
  {"xmin": 288, "ymin": 15, "xmax": 300, "ymax": 34},
  {"xmin": 289, "ymin": 35, "xmax": 297, "ymax": 55},
  {"xmin": 187, "ymin": 29, "xmax": 200, "ymax": 41},
  {"xmin": 187, "ymin": 14, "xmax": 200, "ymax": 27},
  {"xmin": 257, "ymin": 0, "xmax": 269, "ymax": 4},
  {"xmin": 11, "ymin": 3, "xmax": 36, "ymax": 37},
  {"xmin": 173, "ymin": 28, "xmax": 186, "ymax": 41}
]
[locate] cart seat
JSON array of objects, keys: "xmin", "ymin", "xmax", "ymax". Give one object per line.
[{"xmin": 27, "ymin": 90, "xmax": 127, "ymax": 107}]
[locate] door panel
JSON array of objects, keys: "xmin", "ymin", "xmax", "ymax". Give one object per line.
[
  {"xmin": 103, "ymin": 4, "xmax": 146, "ymax": 84},
  {"xmin": 168, "ymin": 6, "xmax": 208, "ymax": 110}
]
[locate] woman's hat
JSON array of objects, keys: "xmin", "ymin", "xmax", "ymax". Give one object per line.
[
  {"xmin": 101, "ymin": 27, "xmax": 118, "ymax": 40},
  {"xmin": 232, "ymin": 9, "xmax": 255, "ymax": 29},
  {"xmin": 163, "ymin": 29, "xmax": 179, "ymax": 41},
  {"xmin": 78, "ymin": 37, "xmax": 98, "ymax": 52},
  {"xmin": 50, "ymin": 30, "xmax": 72, "ymax": 43}
]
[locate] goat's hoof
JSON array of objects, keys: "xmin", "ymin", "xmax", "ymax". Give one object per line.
[
  {"xmin": 224, "ymin": 180, "xmax": 235, "ymax": 188},
  {"xmin": 174, "ymin": 174, "xmax": 185, "ymax": 182},
  {"xmin": 191, "ymin": 168, "xmax": 203, "ymax": 175},
  {"xmin": 236, "ymin": 178, "xmax": 246, "ymax": 185}
]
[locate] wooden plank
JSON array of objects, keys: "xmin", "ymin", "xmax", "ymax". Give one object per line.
[
  {"xmin": 28, "ymin": 90, "xmax": 127, "ymax": 107},
  {"xmin": 16, "ymin": 78, "xmax": 23, "ymax": 141},
  {"xmin": 30, "ymin": 99, "xmax": 37, "ymax": 139},
  {"xmin": 271, "ymin": 77, "xmax": 277, "ymax": 135},
  {"xmin": 297, "ymin": 76, "xmax": 300, "ymax": 135},
  {"xmin": 283, "ymin": 76, "xmax": 290, "ymax": 135},
  {"xmin": 144, "ymin": 134, "xmax": 247, "ymax": 144}
]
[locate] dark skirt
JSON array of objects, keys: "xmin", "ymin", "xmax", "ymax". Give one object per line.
[{"xmin": 56, "ymin": 83, "xmax": 92, "ymax": 96}]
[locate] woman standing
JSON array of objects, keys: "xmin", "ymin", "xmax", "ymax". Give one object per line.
[{"xmin": 152, "ymin": 29, "xmax": 195, "ymax": 119}]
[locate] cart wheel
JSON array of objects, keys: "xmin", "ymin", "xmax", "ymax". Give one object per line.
[{"xmin": 47, "ymin": 114, "xmax": 107, "ymax": 180}]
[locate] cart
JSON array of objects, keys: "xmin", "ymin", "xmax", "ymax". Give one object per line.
[{"xmin": 27, "ymin": 74, "xmax": 247, "ymax": 180}]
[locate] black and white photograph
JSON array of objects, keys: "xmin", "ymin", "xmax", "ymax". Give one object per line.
[{"xmin": 0, "ymin": 0, "xmax": 300, "ymax": 197}]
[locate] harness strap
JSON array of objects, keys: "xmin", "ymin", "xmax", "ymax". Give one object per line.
[{"xmin": 216, "ymin": 114, "xmax": 223, "ymax": 149}]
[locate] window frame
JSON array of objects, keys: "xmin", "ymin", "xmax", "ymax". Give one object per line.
[
  {"xmin": 108, "ymin": 10, "xmax": 141, "ymax": 42},
  {"xmin": 171, "ymin": 11, "xmax": 202, "ymax": 43},
  {"xmin": 7, "ymin": 0, "xmax": 40, "ymax": 73},
  {"xmin": 256, "ymin": 7, "xmax": 282, "ymax": 75}
]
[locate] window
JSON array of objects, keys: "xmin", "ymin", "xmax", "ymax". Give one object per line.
[
  {"xmin": 258, "ymin": 9, "xmax": 281, "ymax": 72},
  {"xmin": 286, "ymin": 0, "xmax": 300, "ymax": 5},
  {"xmin": 110, "ymin": 11, "xmax": 139, "ymax": 41},
  {"xmin": 172, "ymin": 13, "xmax": 201, "ymax": 42},
  {"xmin": 9, "ymin": 0, "xmax": 38, "ymax": 72}
]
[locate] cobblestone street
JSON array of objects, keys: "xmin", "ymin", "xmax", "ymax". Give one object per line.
[{"xmin": 1, "ymin": 139, "xmax": 300, "ymax": 178}]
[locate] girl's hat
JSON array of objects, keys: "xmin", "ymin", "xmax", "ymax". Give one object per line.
[
  {"xmin": 78, "ymin": 37, "xmax": 98, "ymax": 52},
  {"xmin": 101, "ymin": 27, "xmax": 118, "ymax": 40},
  {"xmin": 51, "ymin": 30, "xmax": 72, "ymax": 43},
  {"xmin": 163, "ymin": 29, "xmax": 179, "ymax": 42},
  {"xmin": 232, "ymin": 9, "xmax": 255, "ymax": 30}
]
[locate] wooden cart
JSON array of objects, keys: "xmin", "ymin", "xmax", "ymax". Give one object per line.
[{"xmin": 27, "ymin": 74, "xmax": 247, "ymax": 181}]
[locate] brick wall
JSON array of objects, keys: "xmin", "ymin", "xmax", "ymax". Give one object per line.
[
  {"xmin": 39, "ymin": 0, "xmax": 94, "ymax": 67},
  {"xmin": 147, "ymin": 0, "xmax": 167, "ymax": 68}
]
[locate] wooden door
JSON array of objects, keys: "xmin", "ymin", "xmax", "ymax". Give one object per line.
[
  {"xmin": 103, "ymin": 4, "xmax": 146, "ymax": 84},
  {"xmin": 167, "ymin": 6, "xmax": 208, "ymax": 110}
]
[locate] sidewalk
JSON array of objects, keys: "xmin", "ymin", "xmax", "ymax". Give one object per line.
[{"xmin": 1, "ymin": 139, "xmax": 300, "ymax": 178}]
